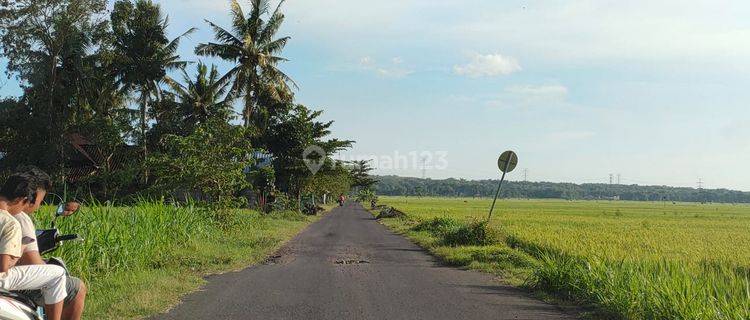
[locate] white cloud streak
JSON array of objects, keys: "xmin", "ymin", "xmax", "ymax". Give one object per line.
[
  {"xmin": 359, "ymin": 56, "xmax": 413, "ymax": 78},
  {"xmin": 482, "ymin": 84, "xmax": 570, "ymax": 109},
  {"xmin": 453, "ymin": 53, "xmax": 521, "ymax": 77},
  {"xmin": 504, "ymin": 85, "xmax": 568, "ymax": 99}
]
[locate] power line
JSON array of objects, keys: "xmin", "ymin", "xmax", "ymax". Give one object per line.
[
  {"xmin": 523, "ymin": 168, "xmax": 528, "ymax": 182},
  {"xmin": 609, "ymin": 173, "xmax": 613, "ymax": 185}
]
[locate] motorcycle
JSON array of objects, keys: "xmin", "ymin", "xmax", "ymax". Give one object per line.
[{"xmin": 0, "ymin": 200, "xmax": 82, "ymax": 320}]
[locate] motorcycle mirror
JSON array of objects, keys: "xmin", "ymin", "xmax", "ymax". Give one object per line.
[{"xmin": 55, "ymin": 204, "xmax": 65, "ymax": 217}]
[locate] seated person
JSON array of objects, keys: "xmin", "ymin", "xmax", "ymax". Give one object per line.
[
  {"xmin": 0, "ymin": 173, "xmax": 67, "ymax": 320},
  {"xmin": 12, "ymin": 166, "xmax": 86, "ymax": 320}
]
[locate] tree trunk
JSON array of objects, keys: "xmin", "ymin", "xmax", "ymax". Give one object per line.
[
  {"xmin": 49, "ymin": 55, "xmax": 66, "ymax": 187},
  {"xmin": 297, "ymin": 190, "xmax": 301, "ymax": 212},
  {"xmin": 140, "ymin": 90, "xmax": 149, "ymax": 183},
  {"xmin": 141, "ymin": 91, "xmax": 148, "ymax": 156},
  {"xmin": 243, "ymin": 72, "xmax": 258, "ymax": 128}
]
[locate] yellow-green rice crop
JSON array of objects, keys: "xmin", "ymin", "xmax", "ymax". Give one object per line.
[{"xmin": 379, "ymin": 196, "xmax": 750, "ymax": 319}]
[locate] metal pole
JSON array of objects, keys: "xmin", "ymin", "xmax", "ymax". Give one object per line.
[{"xmin": 487, "ymin": 157, "xmax": 512, "ymax": 222}]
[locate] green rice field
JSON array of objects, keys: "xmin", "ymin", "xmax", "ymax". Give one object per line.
[{"xmin": 377, "ymin": 196, "xmax": 750, "ymax": 319}]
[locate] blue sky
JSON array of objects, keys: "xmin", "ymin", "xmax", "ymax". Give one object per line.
[{"xmin": 3, "ymin": 0, "xmax": 750, "ymax": 190}]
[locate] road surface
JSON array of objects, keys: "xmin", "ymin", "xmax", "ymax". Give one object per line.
[{"xmin": 153, "ymin": 202, "xmax": 576, "ymax": 320}]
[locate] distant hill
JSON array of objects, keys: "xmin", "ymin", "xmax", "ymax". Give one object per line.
[{"xmin": 374, "ymin": 175, "xmax": 750, "ymax": 203}]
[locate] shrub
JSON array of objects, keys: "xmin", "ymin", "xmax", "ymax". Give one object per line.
[
  {"xmin": 147, "ymin": 120, "xmax": 253, "ymax": 205},
  {"xmin": 376, "ymin": 207, "xmax": 406, "ymax": 219},
  {"xmin": 266, "ymin": 192, "xmax": 296, "ymax": 213},
  {"xmin": 412, "ymin": 216, "xmax": 460, "ymax": 234},
  {"xmin": 442, "ymin": 221, "xmax": 499, "ymax": 246}
]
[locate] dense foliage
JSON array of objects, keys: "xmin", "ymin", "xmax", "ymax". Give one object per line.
[
  {"xmin": 374, "ymin": 175, "xmax": 750, "ymax": 203},
  {"xmin": 0, "ymin": 0, "xmax": 364, "ymax": 209}
]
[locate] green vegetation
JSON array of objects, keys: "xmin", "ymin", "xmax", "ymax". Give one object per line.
[
  {"xmin": 33, "ymin": 202, "xmax": 317, "ymax": 319},
  {"xmin": 377, "ymin": 196, "xmax": 750, "ymax": 319},
  {"xmin": 0, "ymin": 0, "xmax": 356, "ymax": 208},
  {"xmin": 375, "ymin": 175, "xmax": 750, "ymax": 203}
]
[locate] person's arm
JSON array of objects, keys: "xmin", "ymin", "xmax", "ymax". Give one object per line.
[
  {"xmin": 0, "ymin": 254, "xmax": 12, "ymax": 272},
  {"xmin": 0, "ymin": 220, "xmax": 22, "ymax": 271},
  {"xmin": 19, "ymin": 250, "xmax": 45, "ymax": 265}
]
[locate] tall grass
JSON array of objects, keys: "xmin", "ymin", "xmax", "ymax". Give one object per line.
[
  {"xmin": 29, "ymin": 201, "xmax": 313, "ymax": 318},
  {"xmin": 35, "ymin": 202, "xmax": 221, "ymax": 281},
  {"xmin": 534, "ymin": 253, "xmax": 750, "ymax": 319}
]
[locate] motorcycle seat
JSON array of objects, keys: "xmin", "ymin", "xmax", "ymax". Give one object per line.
[{"xmin": 0, "ymin": 288, "xmax": 39, "ymax": 309}]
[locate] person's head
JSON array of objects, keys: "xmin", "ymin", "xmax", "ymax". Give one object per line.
[
  {"xmin": 16, "ymin": 165, "xmax": 51, "ymax": 214},
  {"xmin": 0, "ymin": 173, "xmax": 36, "ymax": 214}
]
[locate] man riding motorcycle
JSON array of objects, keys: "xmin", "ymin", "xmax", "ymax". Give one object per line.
[
  {"xmin": 0, "ymin": 174, "xmax": 67, "ymax": 320},
  {"xmin": 11, "ymin": 167, "xmax": 86, "ymax": 320}
]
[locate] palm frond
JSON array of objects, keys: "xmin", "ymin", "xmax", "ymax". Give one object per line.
[
  {"xmin": 262, "ymin": 64, "xmax": 298, "ymax": 90},
  {"xmin": 229, "ymin": 0, "xmax": 247, "ymax": 36},
  {"xmin": 259, "ymin": 36, "xmax": 289, "ymax": 56},
  {"xmin": 259, "ymin": 0, "xmax": 285, "ymax": 44},
  {"xmin": 218, "ymin": 66, "xmax": 245, "ymax": 102},
  {"xmin": 195, "ymin": 43, "xmax": 244, "ymax": 61},
  {"xmin": 163, "ymin": 27, "xmax": 198, "ymax": 55},
  {"xmin": 164, "ymin": 59, "xmax": 191, "ymax": 72},
  {"xmin": 204, "ymin": 20, "xmax": 243, "ymax": 47},
  {"xmin": 265, "ymin": 55, "xmax": 290, "ymax": 64},
  {"xmin": 163, "ymin": 69, "xmax": 189, "ymax": 97},
  {"xmin": 248, "ymin": 0, "xmax": 271, "ymax": 40}
]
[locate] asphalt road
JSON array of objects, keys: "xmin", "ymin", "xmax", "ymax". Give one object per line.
[{"xmin": 153, "ymin": 202, "xmax": 576, "ymax": 320}]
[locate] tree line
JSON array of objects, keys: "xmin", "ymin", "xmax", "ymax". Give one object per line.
[
  {"xmin": 375, "ymin": 176, "xmax": 750, "ymax": 203},
  {"xmin": 0, "ymin": 0, "xmax": 374, "ymax": 209}
]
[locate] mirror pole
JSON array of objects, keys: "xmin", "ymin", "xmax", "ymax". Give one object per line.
[{"xmin": 487, "ymin": 159, "xmax": 512, "ymax": 222}]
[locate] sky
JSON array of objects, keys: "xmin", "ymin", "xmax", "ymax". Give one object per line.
[{"xmin": 3, "ymin": 0, "xmax": 750, "ymax": 190}]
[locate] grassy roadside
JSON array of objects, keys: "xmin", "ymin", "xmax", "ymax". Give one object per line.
[
  {"xmin": 35, "ymin": 203, "xmax": 322, "ymax": 319},
  {"xmin": 372, "ymin": 210, "xmax": 536, "ymax": 287}
]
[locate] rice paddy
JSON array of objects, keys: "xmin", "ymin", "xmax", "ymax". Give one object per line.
[{"xmin": 377, "ymin": 196, "xmax": 750, "ymax": 319}]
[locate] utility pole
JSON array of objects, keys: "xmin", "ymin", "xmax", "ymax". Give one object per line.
[
  {"xmin": 609, "ymin": 173, "xmax": 613, "ymax": 185},
  {"xmin": 697, "ymin": 178, "xmax": 703, "ymax": 190},
  {"xmin": 616, "ymin": 174, "xmax": 621, "ymax": 185},
  {"xmin": 523, "ymin": 168, "xmax": 528, "ymax": 182}
]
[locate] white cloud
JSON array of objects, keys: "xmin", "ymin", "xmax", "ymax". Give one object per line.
[
  {"xmin": 453, "ymin": 53, "xmax": 521, "ymax": 77},
  {"xmin": 359, "ymin": 56, "xmax": 413, "ymax": 78},
  {"xmin": 504, "ymin": 85, "xmax": 568, "ymax": 99},
  {"xmin": 483, "ymin": 84, "xmax": 569, "ymax": 109},
  {"xmin": 157, "ymin": 0, "xmax": 750, "ymax": 72},
  {"xmin": 360, "ymin": 56, "xmax": 374, "ymax": 66}
]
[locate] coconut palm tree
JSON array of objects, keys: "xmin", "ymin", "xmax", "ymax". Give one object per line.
[
  {"xmin": 195, "ymin": 0, "xmax": 296, "ymax": 128},
  {"xmin": 111, "ymin": 0, "xmax": 195, "ymax": 158},
  {"xmin": 165, "ymin": 62, "xmax": 233, "ymax": 131}
]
